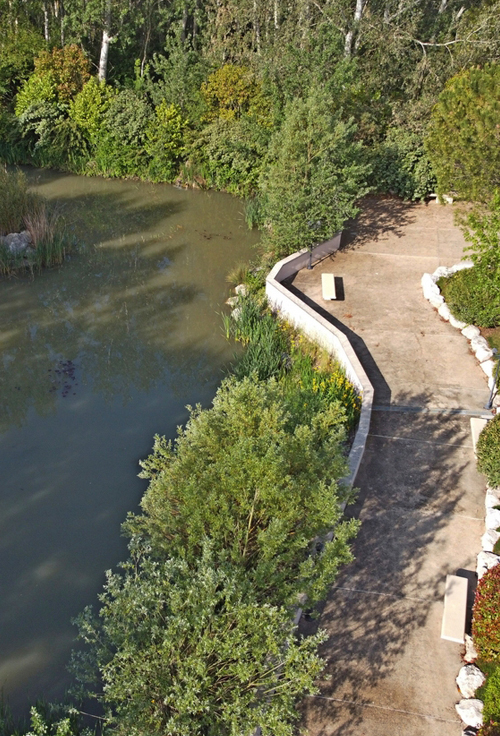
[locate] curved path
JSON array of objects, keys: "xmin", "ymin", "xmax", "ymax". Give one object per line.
[{"xmin": 290, "ymin": 198, "xmax": 489, "ymax": 736}]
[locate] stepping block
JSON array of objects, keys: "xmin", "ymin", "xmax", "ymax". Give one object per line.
[
  {"xmin": 470, "ymin": 417, "xmax": 490, "ymax": 456},
  {"xmin": 322, "ymin": 273, "xmax": 337, "ymax": 300},
  {"xmin": 441, "ymin": 574, "xmax": 468, "ymax": 643}
]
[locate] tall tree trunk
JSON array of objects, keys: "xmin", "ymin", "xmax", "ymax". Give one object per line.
[
  {"xmin": 43, "ymin": 3, "xmax": 50, "ymax": 41},
  {"xmin": 98, "ymin": 0, "xmax": 113, "ymax": 82},
  {"xmin": 344, "ymin": 0, "xmax": 367, "ymax": 57},
  {"xmin": 253, "ymin": 0, "xmax": 261, "ymax": 53}
]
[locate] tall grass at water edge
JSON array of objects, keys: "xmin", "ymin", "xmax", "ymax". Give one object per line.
[
  {"xmin": 0, "ymin": 167, "xmax": 66, "ymax": 276},
  {"xmin": 226, "ymin": 294, "xmax": 362, "ymax": 434}
]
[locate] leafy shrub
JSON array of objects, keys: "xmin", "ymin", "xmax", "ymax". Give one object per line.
[
  {"xmin": 95, "ymin": 90, "xmax": 152, "ymax": 177},
  {"xmin": 72, "ymin": 549, "xmax": 326, "ymax": 736},
  {"xmin": 477, "ymin": 415, "xmax": 500, "ymax": 488},
  {"xmin": 371, "ymin": 126, "xmax": 436, "ymax": 200},
  {"xmin": 260, "ymin": 89, "xmax": 371, "ymax": 259},
  {"xmin": 426, "ymin": 64, "xmax": 500, "ymax": 202},
  {"xmin": 479, "ymin": 663, "xmax": 500, "ymax": 736},
  {"xmin": 125, "ymin": 374, "xmax": 358, "ymax": 608},
  {"xmin": 473, "ymin": 564, "xmax": 500, "ymax": 662},
  {"xmin": 201, "ymin": 64, "xmax": 265, "ymax": 122},
  {"xmin": 189, "ymin": 116, "xmax": 270, "ymax": 196},
  {"xmin": 145, "ymin": 101, "xmax": 187, "ymax": 182},
  {"xmin": 438, "ymin": 268, "xmax": 500, "ymax": 328},
  {"xmin": 15, "ymin": 45, "xmax": 90, "ymax": 117},
  {"xmin": 69, "ymin": 78, "xmax": 115, "ymax": 146}
]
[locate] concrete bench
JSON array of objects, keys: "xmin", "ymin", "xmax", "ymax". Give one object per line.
[
  {"xmin": 441, "ymin": 574, "xmax": 468, "ymax": 643},
  {"xmin": 322, "ymin": 273, "xmax": 337, "ymax": 300}
]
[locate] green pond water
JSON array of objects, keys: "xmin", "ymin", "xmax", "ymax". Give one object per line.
[{"xmin": 0, "ymin": 169, "xmax": 259, "ymax": 715}]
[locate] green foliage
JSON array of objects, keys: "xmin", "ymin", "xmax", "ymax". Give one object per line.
[
  {"xmin": 473, "ymin": 564, "xmax": 500, "ymax": 662},
  {"xmin": 125, "ymin": 374, "xmax": 358, "ymax": 608},
  {"xmin": 0, "ymin": 166, "xmax": 33, "ymax": 234},
  {"xmin": 260, "ymin": 89, "xmax": 371, "ymax": 259},
  {"xmin": 462, "ymin": 190, "xmax": 500, "ymax": 283},
  {"xmin": 15, "ymin": 74, "xmax": 57, "ymax": 118},
  {"xmin": 437, "ymin": 267, "xmax": 500, "ymax": 328},
  {"xmin": 95, "ymin": 90, "xmax": 152, "ymax": 178},
  {"xmin": 15, "ymin": 45, "xmax": 90, "ymax": 116},
  {"xmin": 479, "ymin": 663, "xmax": 500, "ymax": 736},
  {"xmin": 426, "ymin": 65, "xmax": 500, "ymax": 202},
  {"xmin": 69, "ymin": 78, "xmax": 115, "ymax": 146},
  {"xmin": 32, "ymin": 46, "xmax": 91, "ymax": 104},
  {"xmin": 145, "ymin": 101, "xmax": 187, "ymax": 182},
  {"xmin": 0, "ymin": 25, "xmax": 44, "ymax": 104},
  {"xmin": 476, "ymin": 415, "xmax": 500, "ymax": 489},
  {"xmin": 371, "ymin": 126, "xmax": 436, "ymax": 200},
  {"xmin": 189, "ymin": 115, "xmax": 270, "ymax": 195},
  {"xmin": 72, "ymin": 549, "xmax": 325, "ymax": 736},
  {"xmin": 201, "ymin": 64, "xmax": 265, "ymax": 122}
]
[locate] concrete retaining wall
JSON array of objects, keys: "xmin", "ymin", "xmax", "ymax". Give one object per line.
[{"xmin": 265, "ymin": 235, "xmax": 374, "ymax": 487}]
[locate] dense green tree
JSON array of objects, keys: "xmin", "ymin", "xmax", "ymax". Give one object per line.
[
  {"xmin": 260, "ymin": 89, "xmax": 371, "ymax": 258},
  {"xmin": 125, "ymin": 375, "xmax": 358, "ymax": 608},
  {"xmin": 426, "ymin": 64, "xmax": 500, "ymax": 202},
  {"xmin": 72, "ymin": 548, "xmax": 326, "ymax": 736}
]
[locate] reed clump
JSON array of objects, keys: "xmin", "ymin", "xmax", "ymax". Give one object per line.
[{"xmin": 0, "ymin": 166, "xmax": 66, "ymax": 276}]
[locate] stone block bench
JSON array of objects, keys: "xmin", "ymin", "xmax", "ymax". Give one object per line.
[
  {"xmin": 321, "ymin": 273, "xmax": 337, "ymax": 300},
  {"xmin": 441, "ymin": 574, "xmax": 468, "ymax": 644}
]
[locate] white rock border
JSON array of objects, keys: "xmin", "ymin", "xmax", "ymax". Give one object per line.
[{"xmin": 421, "ymin": 263, "xmax": 499, "ymax": 403}]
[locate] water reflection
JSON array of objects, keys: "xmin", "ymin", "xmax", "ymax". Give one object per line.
[{"xmin": 0, "ymin": 169, "xmax": 258, "ymax": 715}]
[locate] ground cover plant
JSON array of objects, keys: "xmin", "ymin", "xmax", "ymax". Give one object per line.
[
  {"xmin": 473, "ymin": 566, "xmax": 500, "ymax": 735},
  {"xmin": 476, "ymin": 415, "xmax": 500, "ymax": 489}
]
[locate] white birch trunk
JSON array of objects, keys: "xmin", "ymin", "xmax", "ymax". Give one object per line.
[
  {"xmin": 98, "ymin": 30, "xmax": 112, "ymax": 82},
  {"xmin": 344, "ymin": 0, "xmax": 367, "ymax": 57}
]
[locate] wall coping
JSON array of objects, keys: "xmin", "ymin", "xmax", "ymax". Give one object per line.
[{"xmin": 265, "ymin": 235, "xmax": 374, "ymax": 488}]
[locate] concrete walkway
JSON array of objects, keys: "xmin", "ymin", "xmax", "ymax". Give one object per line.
[{"xmin": 291, "ymin": 199, "xmax": 490, "ymax": 736}]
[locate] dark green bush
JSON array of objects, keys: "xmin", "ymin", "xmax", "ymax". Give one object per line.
[
  {"xmin": 95, "ymin": 90, "xmax": 152, "ymax": 178},
  {"xmin": 438, "ymin": 267, "xmax": 500, "ymax": 328},
  {"xmin": 473, "ymin": 564, "xmax": 500, "ymax": 662},
  {"xmin": 371, "ymin": 127, "xmax": 436, "ymax": 200},
  {"xmin": 477, "ymin": 415, "xmax": 500, "ymax": 488}
]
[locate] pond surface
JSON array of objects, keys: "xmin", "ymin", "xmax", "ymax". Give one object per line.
[{"xmin": 0, "ymin": 169, "xmax": 259, "ymax": 716}]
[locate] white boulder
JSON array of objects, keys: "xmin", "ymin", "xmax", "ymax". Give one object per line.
[
  {"xmin": 451, "ymin": 260, "xmax": 474, "ymax": 273},
  {"xmin": 456, "ymin": 665, "xmax": 486, "ymax": 698},
  {"xmin": 429, "ymin": 294, "xmax": 445, "ymax": 308},
  {"xmin": 481, "ymin": 360, "xmax": 495, "ymax": 378},
  {"xmin": 471, "ymin": 336, "xmax": 490, "ymax": 351},
  {"xmin": 231, "ymin": 307, "xmax": 242, "ymax": 321},
  {"xmin": 5, "ymin": 230, "xmax": 32, "ymax": 255},
  {"xmin": 455, "ymin": 699, "xmax": 483, "ymax": 729},
  {"xmin": 449, "ymin": 314, "xmax": 467, "ymax": 329},
  {"xmin": 476, "ymin": 346, "xmax": 495, "ymax": 363},
  {"xmin": 433, "ymin": 266, "xmax": 451, "ymax": 280},
  {"xmin": 421, "ymin": 273, "xmax": 441, "ymax": 300},
  {"xmin": 464, "ymin": 634, "xmax": 479, "ymax": 663},
  {"xmin": 477, "ymin": 550, "xmax": 500, "ymax": 579},
  {"xmin": 462, "ymin": 325, "xmax": 481, "ymax": 340},
  {"xmin": 486, "ymin": 487, "xmax": 500, "ymax": 510},
  {"xmin": 485, "ymin": 506, "xmax": 500, "ymax": 531},
  {"xmin": 225, "ymin": 296, "xmax": 238, "ymax": 307},
  {"xmin": 482, "ymin": 528, "xmax": 500, "ymax": 553},
  {"xmin": 234, "ymin": 284, "xmax": 248, "ymax": 296},
  {"xmin": 438, "ymin": 303, "xmax": 451, "ymax": 321}
]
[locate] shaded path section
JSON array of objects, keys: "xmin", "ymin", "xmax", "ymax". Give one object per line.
[{"xmin": 291, "ymin": 199, "xmax": 489, "ymax": 735}]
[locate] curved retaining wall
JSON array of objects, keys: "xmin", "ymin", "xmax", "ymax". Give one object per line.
[{"xmin": 265, "ymin": 235, "xmax": 374, "ymax": 488}]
